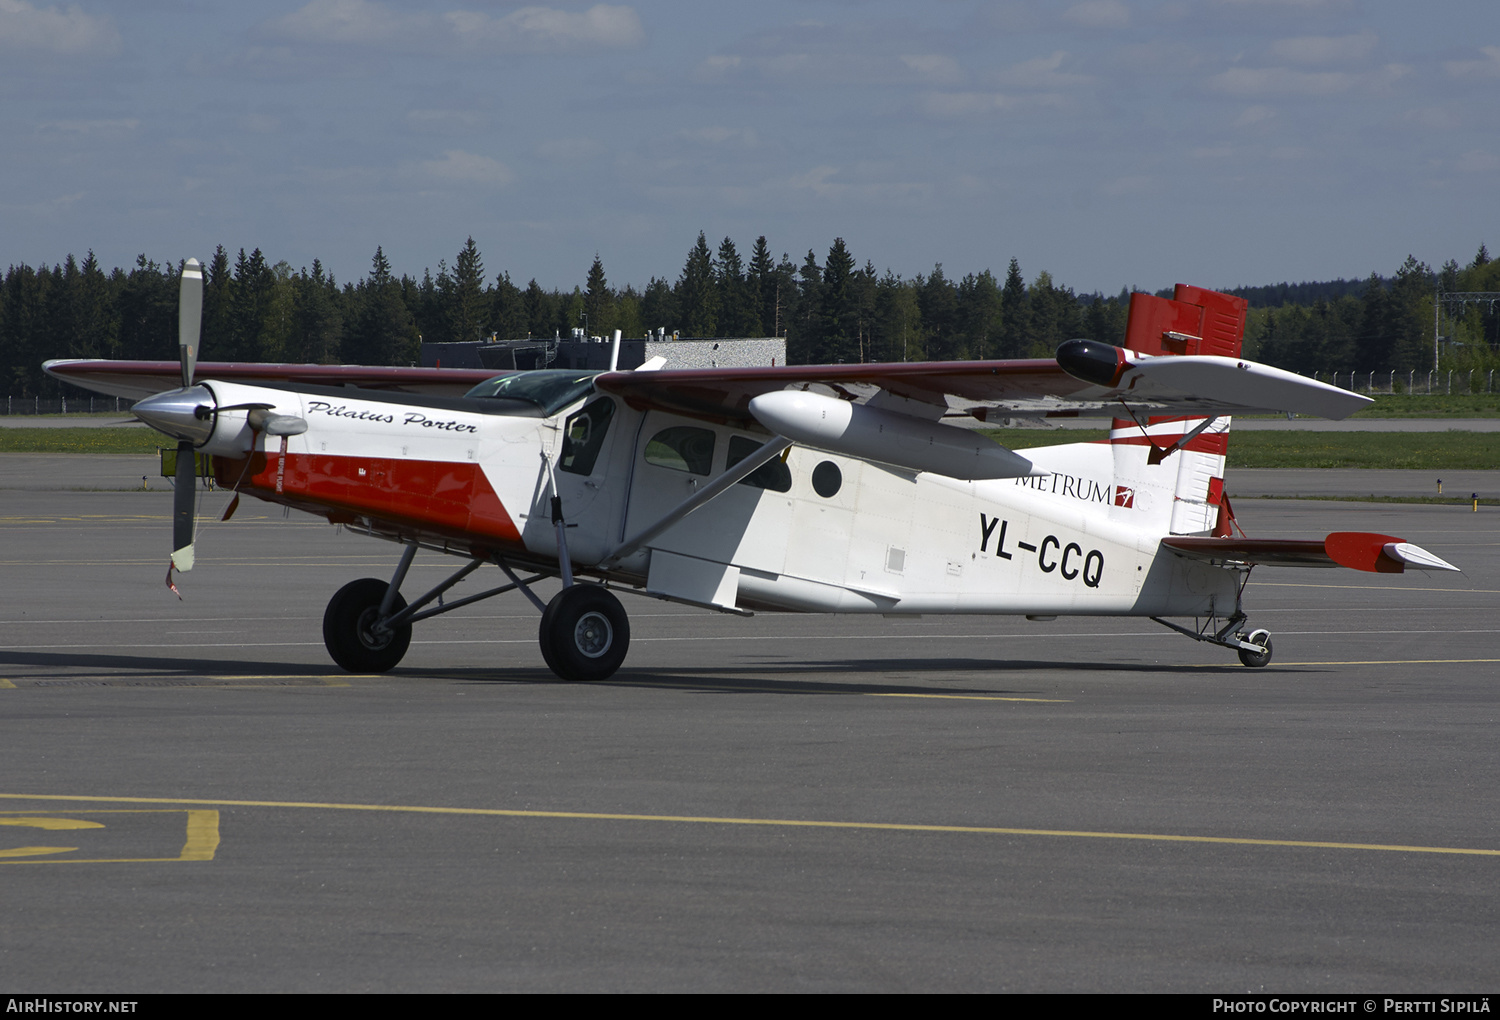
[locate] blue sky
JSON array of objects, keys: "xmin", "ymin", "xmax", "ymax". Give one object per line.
[{"xmin": 2, "ymin": 1, "xmax": 1495, "ymax": 295}]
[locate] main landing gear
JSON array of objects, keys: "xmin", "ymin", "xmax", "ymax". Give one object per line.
[
  {"xmin": 318, "ymin": 542, "xmax": 632, "ymax": 682},
  {"xmin": 538, "ymin": 585, "xmax": 630, "ymax": 682},
  {"xmin": 323, "ymin": 577, "xmax": 412, "ymax": 673}
]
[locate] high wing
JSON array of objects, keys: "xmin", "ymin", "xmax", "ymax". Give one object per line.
[
  {"xmin": 594, "ymin": 342, "xmax": 1367, "ymax": 426},
  {"xmin": 43, "ymin": 359, "xmax": 500, "ymax": 401},
  {"xmin": 596, "ymin": 283, "xmax": 1369, "ymax": 427}
]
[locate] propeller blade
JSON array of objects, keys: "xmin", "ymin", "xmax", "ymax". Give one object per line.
[
  {"xmin": 179, "ymin": 258, "xmax": 203, "ymax": 388},
  {"xmin": 172, "ymin": 439, "xmax": 196, "ymax": 573}
]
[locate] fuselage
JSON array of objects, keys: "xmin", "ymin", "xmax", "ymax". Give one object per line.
[{"xmin": 188, "ymin": 374, "xmax": 1242, "ymax": 621}]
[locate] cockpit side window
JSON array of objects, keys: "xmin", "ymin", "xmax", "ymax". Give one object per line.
[
  {"xmin": 644, "ymin": 426, "xmax": 715, "ymax": 476},
  {"xmin": 726, "ymin": 435, "xmax": 792, "ymax": 493},
  {"xmin": 560, "ymin": 398, "xmax": 615, "ymax": 476}
]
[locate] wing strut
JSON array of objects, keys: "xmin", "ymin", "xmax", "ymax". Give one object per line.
[{"xmin": 599, "ymin": 437, "xmax": 792, "ymax": 570}]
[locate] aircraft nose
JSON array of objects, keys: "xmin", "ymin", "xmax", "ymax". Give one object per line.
[{"xmin": 133, "ymin": 385, "xmax": 216, "ymax": 445}]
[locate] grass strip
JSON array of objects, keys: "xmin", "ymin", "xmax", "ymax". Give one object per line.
[
  {"xmin": 982, "ymin": 429, "xmax": 1500, "ymax": 470},
  {"xmin": 0, "ymin": 428, "xmax": 164, "ymax": 455}
]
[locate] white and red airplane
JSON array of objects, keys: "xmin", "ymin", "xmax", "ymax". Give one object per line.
[{"xmin": 46, "ymin": 259, "xmax": 1457, "ymax": 680}]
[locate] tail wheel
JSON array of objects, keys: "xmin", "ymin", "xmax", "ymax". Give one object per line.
[
  {"xmin": 539, "ymin": 585, "xmax": 630, "ymax": 681},
  {"xmin": 1237, "ymin": 629, "xmax": 1273, "ymax": 668},
  {"xmin": 323, "ymin": 578, "xmax": 411, "ymax": 673}
]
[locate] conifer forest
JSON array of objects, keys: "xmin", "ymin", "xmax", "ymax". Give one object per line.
[{"xmin": 3, "ymin": 232, "xmax": 1498, "ymax": 400}]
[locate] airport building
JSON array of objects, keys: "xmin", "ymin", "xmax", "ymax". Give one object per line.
[{"xmin": 421, "ymin": 332, "xmax": 786, "ymax": 372}]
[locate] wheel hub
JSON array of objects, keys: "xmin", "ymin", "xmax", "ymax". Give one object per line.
[
  {"xmin": 573, "ymin": 611, "xmax": 613, "ymax": 658},
  {"xmin": 356, "ymin": 607, "xmax": 394, "ymax": 650}
]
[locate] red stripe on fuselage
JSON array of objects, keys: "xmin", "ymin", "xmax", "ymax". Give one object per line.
[{"xmin": 213, "ymin": 451, "xmax": 523, "ymax": 546}]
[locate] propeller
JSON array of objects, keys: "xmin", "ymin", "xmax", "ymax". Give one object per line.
[
  {"xmin": 170, "ymin": 258, "xmax": 204, "ymax": 584},
  {"xmin": 131, "ymin": 257, "xmax": 309, "ymax": 592}
]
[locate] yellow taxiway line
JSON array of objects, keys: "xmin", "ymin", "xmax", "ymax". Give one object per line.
[{"xmin": 1, "ymin": 793, "xmax": 1494, "ymax": 858}]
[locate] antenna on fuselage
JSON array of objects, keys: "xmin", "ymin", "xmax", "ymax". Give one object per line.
[{"xmin": 608, "ymin": 329, "xmax": 622, "ymax": 372}]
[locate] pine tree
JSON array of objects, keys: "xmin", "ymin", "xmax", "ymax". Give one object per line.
[
  {"xmin": 584, "ymin": 254, "xmax": 613, "ymax": 336},
  {"xmin": 348, "ymin": 247, "xmax": 418, "ymax": 365},
  {"xmin": 446, "ymin": 238, "xmax": 488, "ymax": 344},
  {"xmin": 715, "ymin": 237, "xmax": 758, "ymax": 336},
  {"xmin": 999, "ymin": 258, "xmax": 1029, "ymax": 357},
  {"xmin": 492, "ymin": 271, "xmax": 526, "ymax": 340},
  {"xmin": 815, "ymin": 238, "xmax": 859, "ymax": 364},
  {"xmin": 918, "ymin": 264, "xmax": 960, "ymax": 360},
  {"xmin": 676, "ymin": 232, "xmax": 718, "ymax": 337},
  {"xmin": 957, "ymin": 270, "xmax": 1002, "ymax": 360},
  {"xmin": 201, "ymin": 245, "xmax": 234, "ymax": 360},
  {"xmin": 640, "ymin": 276, "xmax": 677, "ymax": 336},
  {"xmin": 787, "ymin": 249, "xmax": 823, "ymax": 364},
  {"xmin": 872, "ymin": 272, "xmax": 922, "ymax": 362},
  {"xmin": 748, "ymin": 236, "xmax": 777, "ymax": 337}
]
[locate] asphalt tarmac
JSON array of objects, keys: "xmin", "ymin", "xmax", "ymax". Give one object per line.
[{"xmin": 1, "ymin": 458, "xmax": 1496, "ymax": 992}]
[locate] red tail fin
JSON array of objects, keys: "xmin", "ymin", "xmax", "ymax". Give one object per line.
[
  {"xmin": 1110, "ymin": 285, "xmax": 1247, "ymax": 535},
  {"xmin": 1123, "ymin": 285, "xmax": 1247, "ymax": 358}
]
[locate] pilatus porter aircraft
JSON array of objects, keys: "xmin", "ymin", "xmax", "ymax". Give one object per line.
[{"xmin": 46, "ymin": 260, "xmax": 1457, "ymax": 680}]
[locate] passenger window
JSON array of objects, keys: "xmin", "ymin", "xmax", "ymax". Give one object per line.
[
  {"xmin": 560, "ymin": 398, "xmax": 615, "ymax": 476},
  {"xmin": 644, "ymin": 426, "xmax": 716, "ymax": 475},
  {"xmin": 726, "ymin": 435, "xmax": 792, "ymax": 493}
]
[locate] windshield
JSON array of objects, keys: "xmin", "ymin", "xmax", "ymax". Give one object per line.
[{"xmin": 465, "ymin": 370, "xmax": 598, "ymax": 417}]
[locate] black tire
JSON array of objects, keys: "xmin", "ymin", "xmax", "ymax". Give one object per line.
[
  {"xmin": 323, "ymin": 577, "xmax": 411, "ymax": 673},
  {"xmin": 539, "ymin": 585, "xmax": 630, "ymax": 681},
  {"xmin": 1237, "ymin": 629, "xmax": 1272, "ymax": 668}
]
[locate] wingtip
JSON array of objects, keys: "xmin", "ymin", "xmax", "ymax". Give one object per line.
[{"xmin": 1383, "ymin": 541, "xmax": 1459, "ymax": 572}]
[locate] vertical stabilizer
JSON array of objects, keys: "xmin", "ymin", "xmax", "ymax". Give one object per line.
[{"xmin": 1107, "ymin": 285, "xmax": 1248, "ymax": 535}]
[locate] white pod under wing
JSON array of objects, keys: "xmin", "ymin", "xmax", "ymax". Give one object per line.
[{"xmin": 749, "ymin": 389, "xmax": 1035, "ymax": 480}]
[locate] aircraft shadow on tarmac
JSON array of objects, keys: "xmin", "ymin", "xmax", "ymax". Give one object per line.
[
  {"xmin": 403, "ymin": 657, "xmax": 1304, "ymax": 698},
  {"xmin": 0, "ymin": 649, "xmax": 1308, "ymax": 695}
]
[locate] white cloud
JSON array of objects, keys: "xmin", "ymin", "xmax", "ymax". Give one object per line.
[
  {"xmin": 0, "ymin": 0, "xmax": 119, "ymax": 54},
  {"xmin": 1099, "ymin": 175, "xmax": 1155, "ymax": 196},
  {"xmin": 40, "ymin": 118, "xmax": 139, "ymax": 135},
  {"xmin": 445, "ymin": 5, "xmax": 644, "ymax": 53},
  {"xmin": 1215, "ymin": 0, "xmax": 1351, "ymax": 10},
  {"xmin": 679, "ymin": 126, "xmax": 759, "ymax": 148},
  {"xmin": 1454, "ymin": 151, "xmax": 1500, "ymax": 174},
  {"xmin": 1209, "ymin": 63, "xmax": 1406, "ymax": 97},
  {"xmin": 405, "ymin": 109, "xmax": 484, "ymax": 131},
  {"xmin": 1267, "ymin": 29, "xmax": 1377, "ymax": 66},
  {"xmin": 1445, "ymin": 46, "xmax": 1500, "ymax": 79},
  {"xmin": 1234, "ymin": 104, "xmax": 1276, "ymax": 127},
  {"xmin": 1064, "ymin": 1, "xmax": 1130, "ymax": 30},
  {"xmin": 267, "ymin": 1, "xmax": 643, "ymax": 53},
  {"xmin": 991, "ymin": 51, "xmax": 1091, "ymax": 90},
  {"xmin": 417, "ymin": 150, "xmax": 513, "ymax": 186},
  {"xmin": 899, "ymin": 53, "xmax": 962, "ymax": 84},
  {"xmin": 921, "ymin": 90, "xmax": 1069, "ymax": 119},
  {"xmin": 536, "ymin": 137, "xmax": 603, "ymax": 161},
  {"xmin": 269, "ymin": 0, "xmax": 410, "ymax": 45}
]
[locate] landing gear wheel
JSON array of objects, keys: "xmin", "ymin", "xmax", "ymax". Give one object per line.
[
  {"xmin": 323, "ymin": 577, "xmax": 411, "ymax": 673},
  {"xmin": 539, "ymin": 585, "xmax": 630, "ymax": 681},
  {"xmin": 1237, "ymin": 629, "xmax": 1272, "ymax": 668}
]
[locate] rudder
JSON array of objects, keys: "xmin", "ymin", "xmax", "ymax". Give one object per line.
[{"xmin": 1107, "ymin": 285, "xmax": 1248, "ymax": 536}]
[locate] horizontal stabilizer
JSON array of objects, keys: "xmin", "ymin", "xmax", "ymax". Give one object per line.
[{"xmin": 1163, "ymin": 532, "xmax": 1458, "ymax": 573}]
